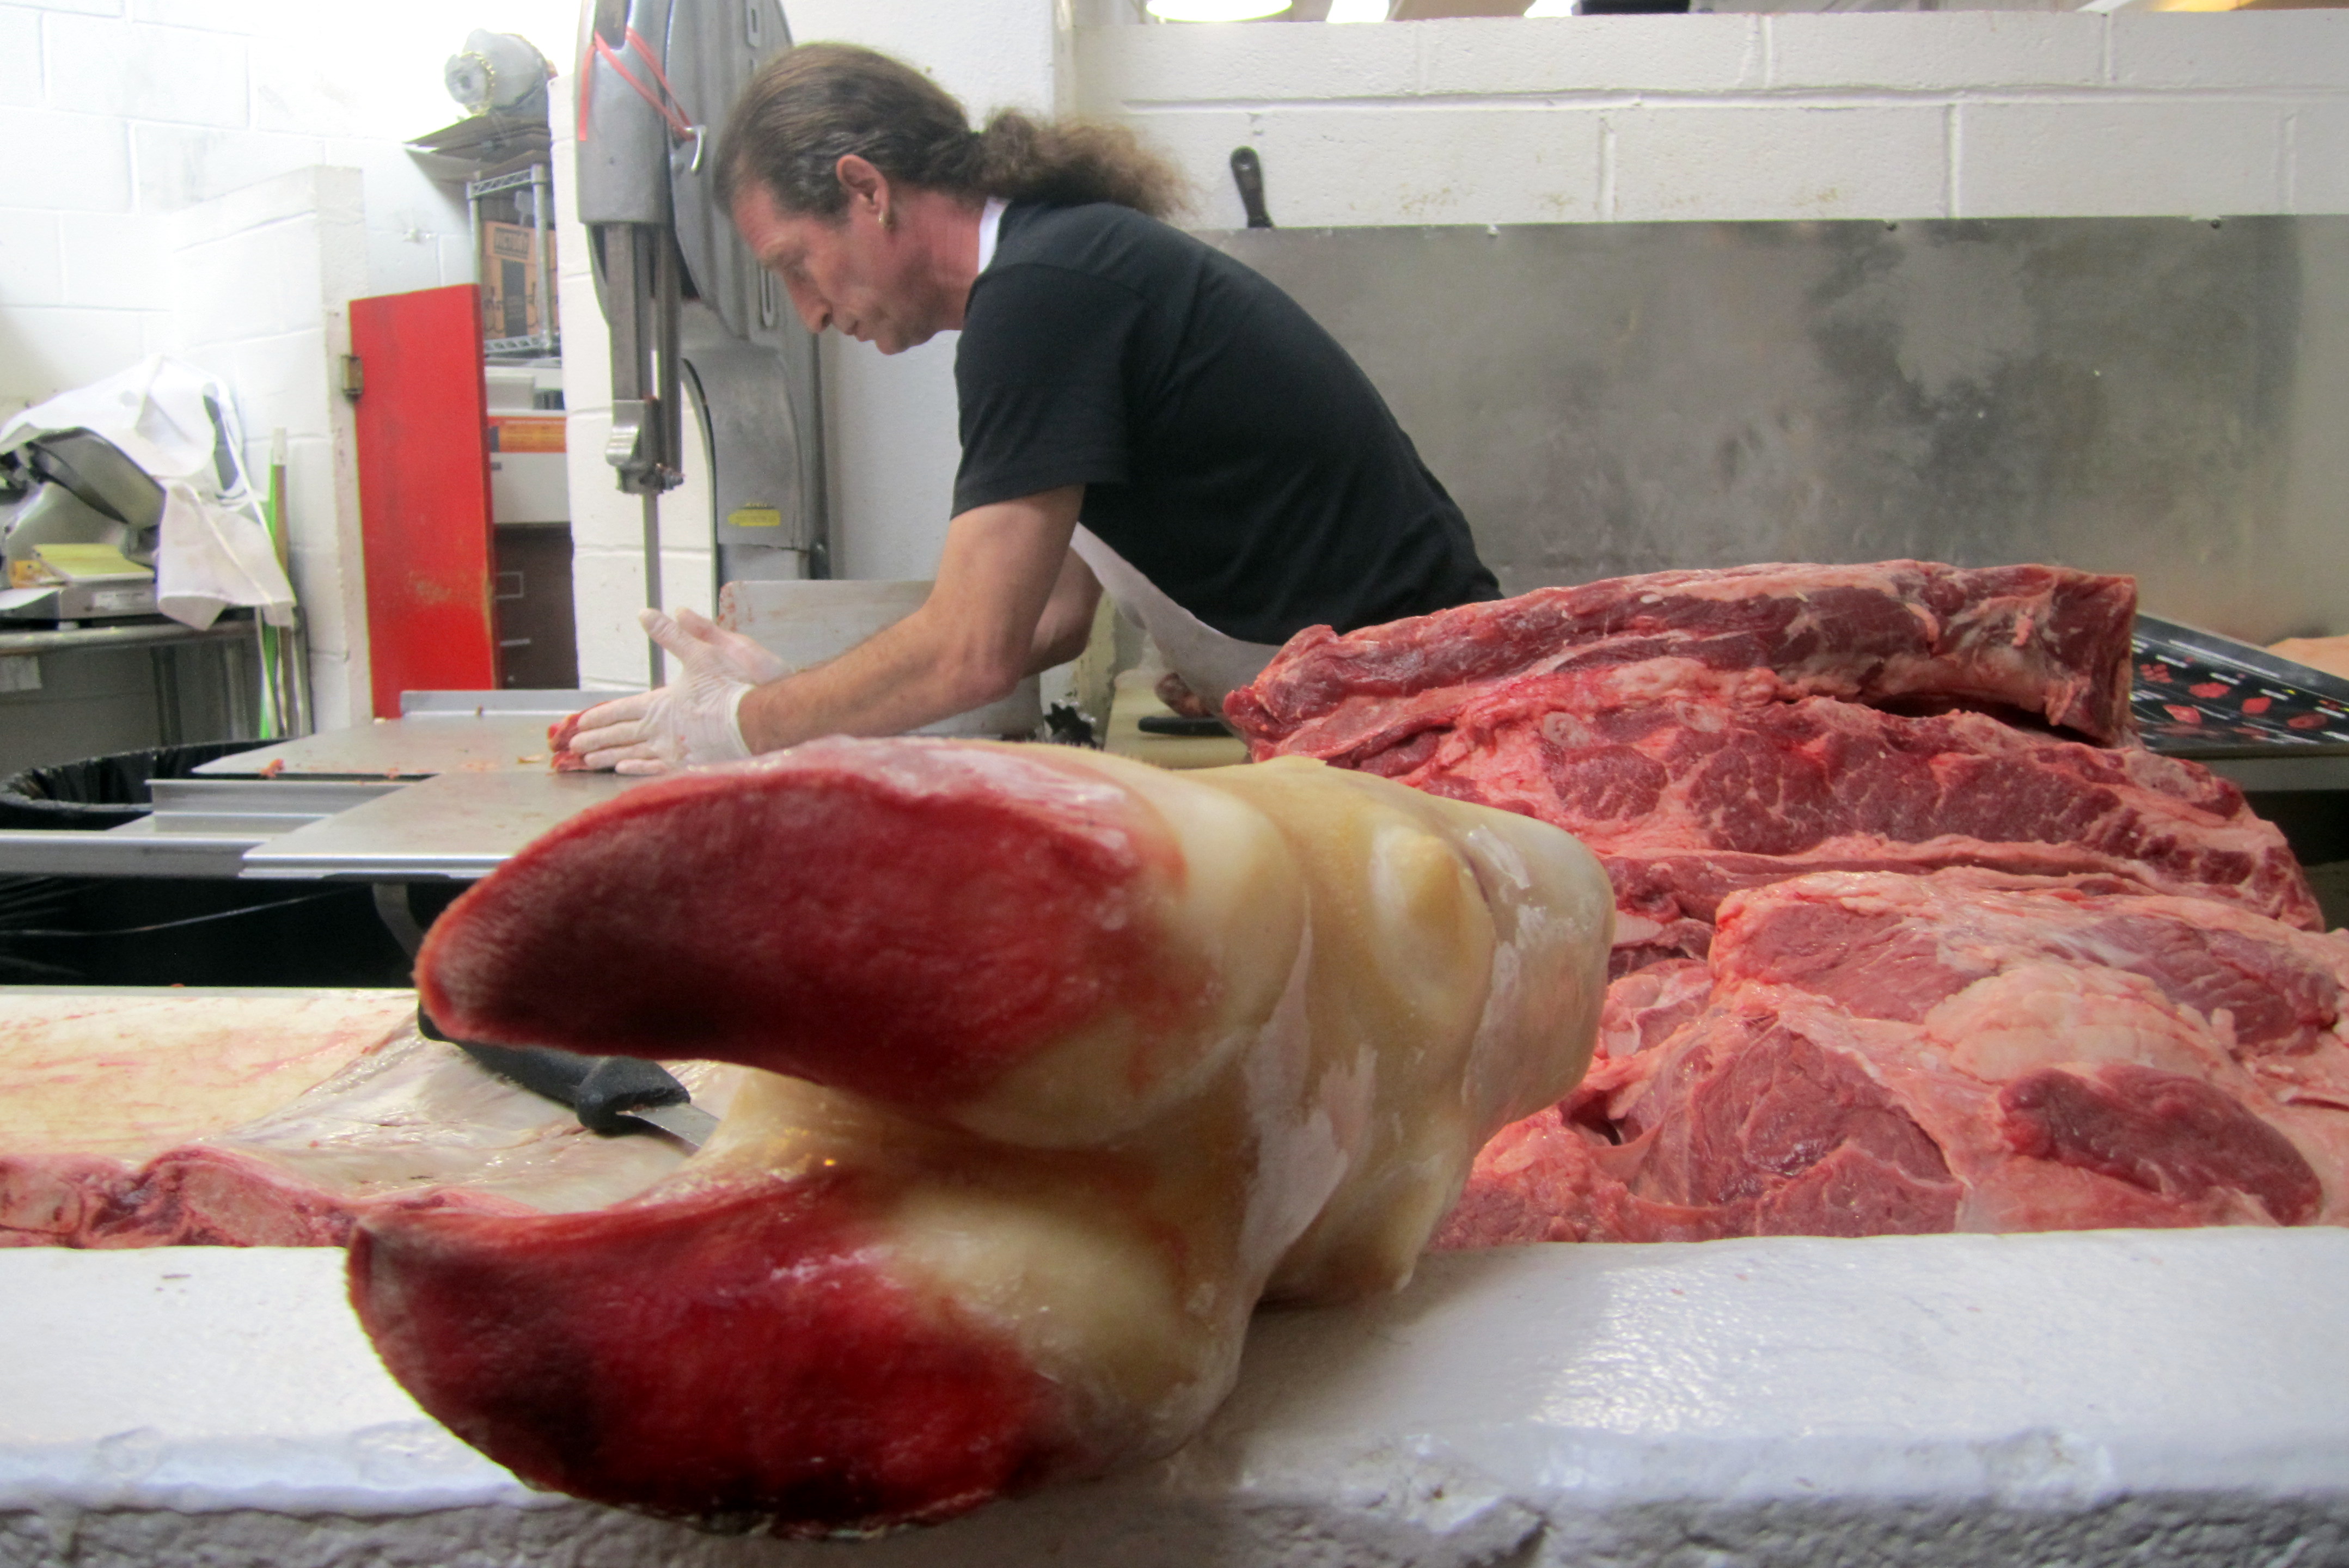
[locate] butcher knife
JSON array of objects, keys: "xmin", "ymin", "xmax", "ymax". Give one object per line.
[{"xmin": 415, "ymin": 1006, "xmax": 718, "ymax": 1149}]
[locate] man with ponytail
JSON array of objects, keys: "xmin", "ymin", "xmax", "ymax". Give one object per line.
[{"xmin": 563, "ymin": 44, "xmax": 1496, "ymax": 773}]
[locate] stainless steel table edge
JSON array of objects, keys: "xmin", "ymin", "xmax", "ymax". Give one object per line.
[{"xmin": 0, "ymin": 825, "xmax": 263, "ymax": 879}]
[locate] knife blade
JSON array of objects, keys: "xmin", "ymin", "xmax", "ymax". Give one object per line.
[{"xmin": 416, "ymin": 1006, "xmax": 719, "ymax": 1150}]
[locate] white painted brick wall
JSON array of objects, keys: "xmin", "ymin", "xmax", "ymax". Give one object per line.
[
  {"xmin": 0, "ymin": 212, "xmax": 64, "ymax": 308},
  {"xmin": 2108, "ymin": 13, "xmax": 2349, "ymax": 91},
  {"xmin": 0, "ymin": 106, "xmax": 134, "ymax": 213},
  {"xmin": 1426, "ymin": 15, "xmax": 1763, "ymax": 94},
  {"xmin": 0, "ymin": 7, "xmax": 42, "ymax": 106},
  {"xmin": 60, "ymin": 213, "xmax": 172, "ymax": 309},
  {"xmin": 43, "ymin": 12, "xmax": 249, "ymax": 125},
  {"xmin": 2299, "ymin": 101, "xmax": 2349, "ymax": 214},
  {"xmin": 167, "ymin": 166, "xmax": 371, "ymax": 732},
  {"xmin": 1956, "ymin": 96, "xmax": 2286, "ymax": 218},
  {"xmin": 1075, "ymin": 14, "xmax": 2349, "ymax": 229},
  {"xmin": 1764, "ymin": 14, "xmax": 2100, "ymax": 90}
]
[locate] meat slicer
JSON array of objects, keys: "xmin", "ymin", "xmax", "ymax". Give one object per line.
[{"xmin": 0, "ymin": 427, "xmax": 163, "ymax": 622}]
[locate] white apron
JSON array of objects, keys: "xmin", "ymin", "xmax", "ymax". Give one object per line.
[{"xmin": 1069, "ymin": 525, "xmax": 1284, "ymax": 713}]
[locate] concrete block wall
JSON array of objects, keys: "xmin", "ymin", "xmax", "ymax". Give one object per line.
[
  {"xmin": 164, "ymin": 166, "xmax": 370, "ymax": 730},
  {"xmin": 1074, "ymin": 13, "xmax": 2349, "ymax": 229}
]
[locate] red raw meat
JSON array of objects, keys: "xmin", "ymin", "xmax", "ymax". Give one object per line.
[
  {"xmin": 547, "ymin": 712, "xmax": 591, "ymax": 771},
  {"xmin": 364, "ymin": 737, "xmax": 1613, "ymax": 1537},
  {"xmin": 1227, "ymin": 560, "xmax": 2137, "ymax": 758},
  {"xmin": 1, "ymin": 1147, "xmax": 535, "ymax": 1248},
  {"xmin": 421, "ymin": 738, "xmax": 1196, "ymax": 1111},
  {"xmin": 1328, "ymin": 659, "xmax": 2315, "ymax": 963},
  {"xmin": 352, "ymin": 1172, "xmax": 1066, "ymax": 1530},
  {"xmin": 1434, "ymin": 870, "xmax": 2349, "ymax": 1247}
]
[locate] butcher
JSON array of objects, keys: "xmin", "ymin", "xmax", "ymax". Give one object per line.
[{"xmin": 561, "ymin": 42, "xmax": 1497, "ymax": 774}]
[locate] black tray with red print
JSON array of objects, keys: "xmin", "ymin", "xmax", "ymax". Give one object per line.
[{"xmin": 2132, "ymin": 613, "xmax": 2349, "ymax": 759}]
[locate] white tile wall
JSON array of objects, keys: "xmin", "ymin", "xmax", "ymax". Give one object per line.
[
  {"xmin": 0, "ymin": 0, "xmax": 576, "ymax": 411},
  {"xmin": 1078, "ymin": 20, "xmax": 1420, "ymax": 102},
  {"xmin": 131, "ymin": 124, "xmax": 334, "ymax": 211}
]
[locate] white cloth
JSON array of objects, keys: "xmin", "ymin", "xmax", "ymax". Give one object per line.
[
  {"xmin": 0, "ymin": 355, "xmax": 295, "ymax": 630},
  {"xmin": 976, "ymin": 197, "xmax": 1008, "ymax": 274},
  {"xmin": 1068, "ymin": 525, "xmax": 1283, "ymax": 712}
]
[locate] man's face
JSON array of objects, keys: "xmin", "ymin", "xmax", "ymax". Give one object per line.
[{"xmin": 733, "ymin": 180, "xmax": 940, "ymax": 355}]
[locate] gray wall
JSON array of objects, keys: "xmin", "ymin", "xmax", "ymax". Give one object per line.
[{"xmin": 1215, "ymin": 217, "xmax": 2349, "ymax": 645}]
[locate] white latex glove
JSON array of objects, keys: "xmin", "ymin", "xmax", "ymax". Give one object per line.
[{"xmin": 564, "ymin": 608, "xmax": 786, "ymax": 775}]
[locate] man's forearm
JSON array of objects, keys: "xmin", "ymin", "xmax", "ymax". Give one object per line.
[
  {"xmin": 734, "ymin": 486, "xmax": 1087, "ymax": 754},
  {"xmin": 735, "ymin": 608, "xmax": 1019, "ymax": 752}
]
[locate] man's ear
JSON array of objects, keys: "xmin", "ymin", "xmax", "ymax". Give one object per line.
[{"xmin": 835, "ymin": 154, "xmax": 888, "ymax": 218}]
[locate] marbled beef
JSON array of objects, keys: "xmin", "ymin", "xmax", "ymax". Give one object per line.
[{"xmin": 1435, "ymin": 870, "xmax": 2349, "ymax": 1246}]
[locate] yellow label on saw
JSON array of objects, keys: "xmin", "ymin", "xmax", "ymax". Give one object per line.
[{"xmin": 728, "ymin": 506, "xmax": 784, "ymax": 530}]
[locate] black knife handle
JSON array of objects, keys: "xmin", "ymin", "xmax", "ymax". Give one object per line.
[
  {"xmin": 419, "ymin": 1007, "xmax": 689, "ymax": 1133},
  {"xmin": 1229, "ymin": 146, "xmax": 1273, "ymax": 229}
]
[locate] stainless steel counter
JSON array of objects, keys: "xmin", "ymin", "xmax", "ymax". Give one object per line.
[
  {"xmin": 196, "ymin": 690, "xmax": 589, "ymax": 779},
  {"xmin": 239, "ymin": 769, "xmax": 644, "ymax": 881},
  {"xmin": 0, "ymin": 692, "xmax": 624, "ymax": 881},
  {"xmin": 0, "ymin": 615, "xmax": 262, "ymax": 780}
]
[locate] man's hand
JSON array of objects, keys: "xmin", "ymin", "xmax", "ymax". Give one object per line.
[{"xmin": 564, "ymin": 608, "xmax": 787, "ymax": 775}]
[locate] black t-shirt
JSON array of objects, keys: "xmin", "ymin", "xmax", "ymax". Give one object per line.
[{"xmin": 952, "ymin": 202, "xmax": 1497, "ymax": 646}]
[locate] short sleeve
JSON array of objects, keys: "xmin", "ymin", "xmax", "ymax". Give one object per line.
[{"xmin": 952, "ymin": 264, "xmax": 1147, "ymax": 516}]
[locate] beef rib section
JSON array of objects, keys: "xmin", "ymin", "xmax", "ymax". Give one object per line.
[
  {"xmin": 1349, "ymin": 659, "xmax": 2317, "ymax": 963},
  {"xmin": 1434, "ymin": 870, "xmax": 2349, "ymax": 1248},
  {"xmin": 1227, "ymin": 560, "xmax": 2137, "ymax": 762}
]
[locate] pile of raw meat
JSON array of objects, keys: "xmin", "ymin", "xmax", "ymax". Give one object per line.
[{"xmin": 1227, "ymin": 560, "xmax": 2349, "ymax": 1242}]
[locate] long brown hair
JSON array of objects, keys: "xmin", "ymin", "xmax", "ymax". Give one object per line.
[{"xmin": 714, "ymin": 44, "xmax": 1189, "ymax": 223}]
